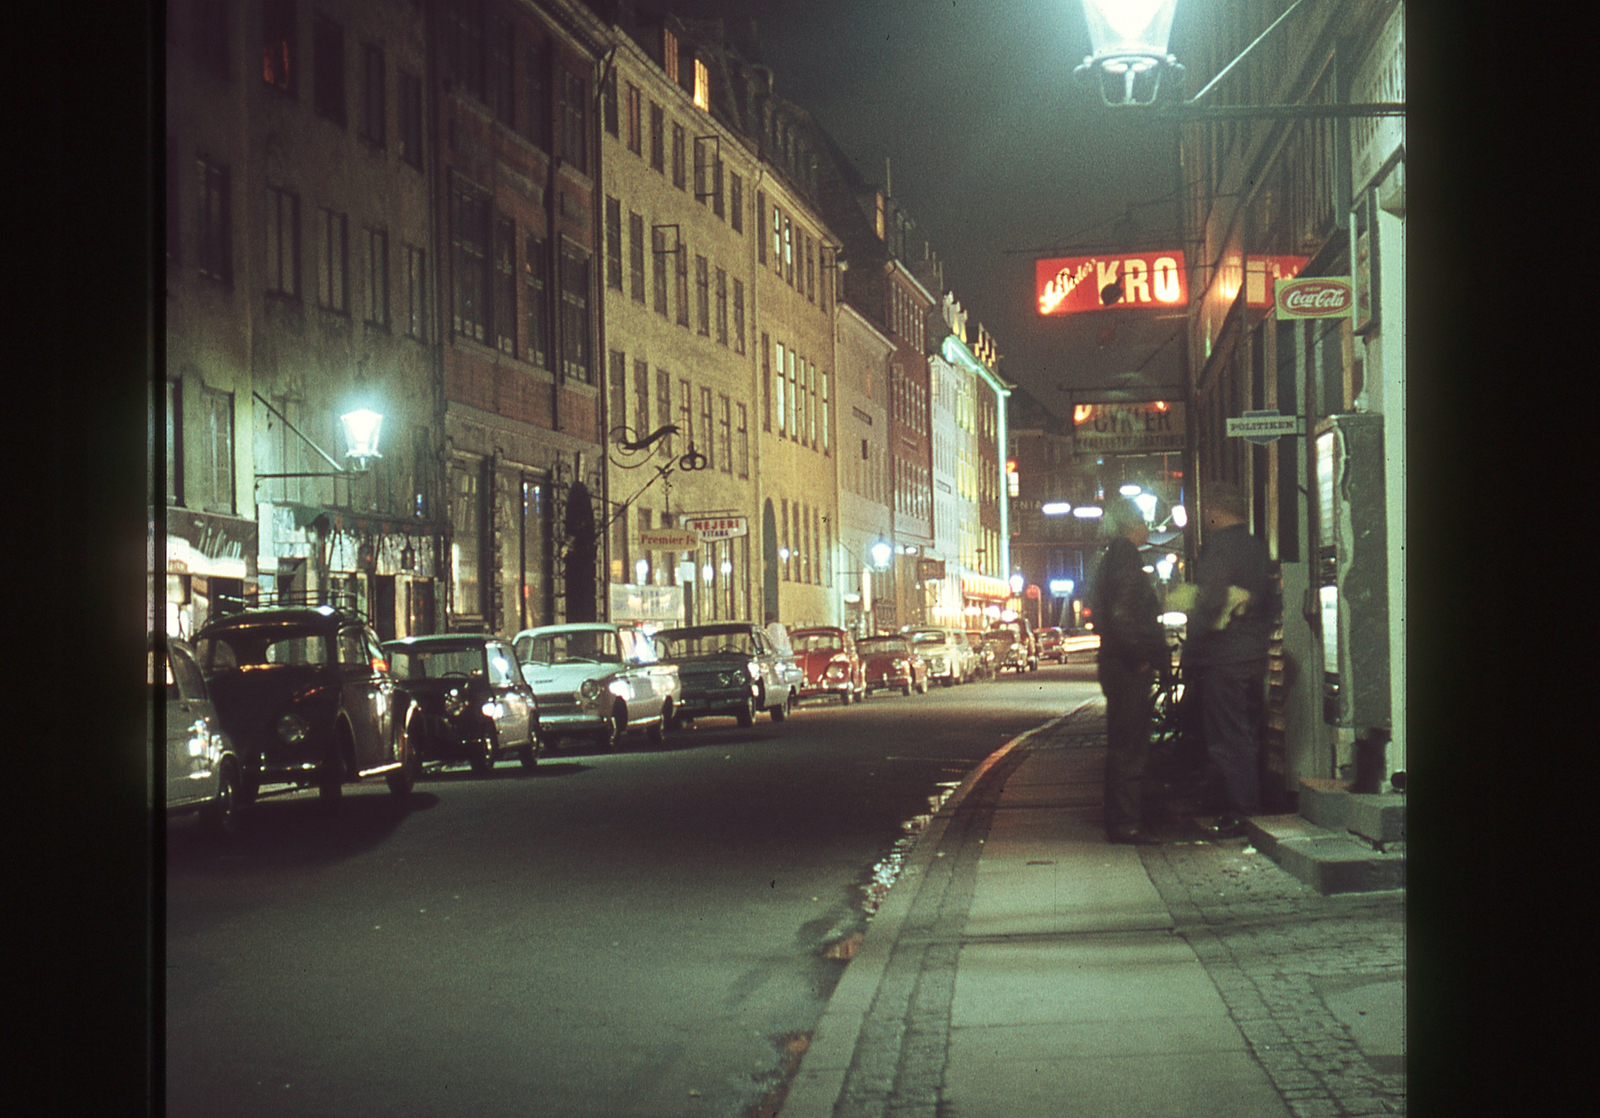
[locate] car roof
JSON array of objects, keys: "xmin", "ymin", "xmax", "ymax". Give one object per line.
[
  {"xmin": 656, "ymin": 622, "xmax": 755, "ymax": 636},
  {"xmin": 196, "ymin": 607, "xmax": 361, "ymax": 635},
  {"xmin": 790, "ymin": 626, "xmax": 846, "ymax": 634},
  {"xmin": 513, "ymin": 622, "xmax": 626, "ymax": 639},
  {"xmin": 382, "ymin": 634, "xmax": 497, "ymax": 649}
]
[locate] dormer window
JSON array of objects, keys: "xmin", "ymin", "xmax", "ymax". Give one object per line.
[
  {"xmin": 662, "ymin": 27, "xmax": 679, "ymax": 83},
  {"xmin": 693, "ymin": 59, "xmax": 709, "ymax": 110}
]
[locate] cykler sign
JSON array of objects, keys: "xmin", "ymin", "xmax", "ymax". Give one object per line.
[
  {"xmin": 681, "ymin": 515, "xmax": 747, "ymax": 541},
  {"xmin": 1226, "ymin": 410, "xmax": 1305, "ymax": 445},
  {"xmin": 1072, "ymin": 401, "xmax": 1185, "ymax": 454},
  {"xmin": 1275, "ymin": 277, "xmax": 1354, "ymax": 319},
  {"xmin": 1036, "ymin": 251, "xmax": 1187, "ymax": 315}
]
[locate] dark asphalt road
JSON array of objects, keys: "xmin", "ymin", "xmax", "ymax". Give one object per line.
[{"xmin": 163, "ymin": 659, "xmax": 1101, "ymax": 1118}]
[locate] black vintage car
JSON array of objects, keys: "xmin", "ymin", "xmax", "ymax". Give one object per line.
[
  {"xmin": 192, "ymin": 597, "xmax": 422, "ymax": 802},
  {"xmin": 653, "ymin": 623, "xmax": 801, "ymax": 727},
  {"xmin": 382, "ymin": 635, "xmax": 541, "ymax": 774}
]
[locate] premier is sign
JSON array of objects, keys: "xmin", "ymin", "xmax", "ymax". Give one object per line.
[{"xmin": 1036, "ymin": 251, "xmax": 1187, "ymax": 316}]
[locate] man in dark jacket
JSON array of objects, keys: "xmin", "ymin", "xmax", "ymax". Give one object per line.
[
  {"xmin": 1091, "ymin": 497, "xmax": 1170, "ymax": 845},
  {"xmin": 1184, "ymin": 481, "xmax": 1278, "ymax": 838}
]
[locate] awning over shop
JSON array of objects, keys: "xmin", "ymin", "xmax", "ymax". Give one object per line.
[
  {"xmin": 165, "ymin": 508, "xmax": 257, "ymax": 578},
  {"xmin": 961, "ymin": 572, "xmax": 1011, "ymax": 601}
]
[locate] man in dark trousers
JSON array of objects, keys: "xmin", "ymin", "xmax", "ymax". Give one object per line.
[
  {"xmin": 1185, "ymin": 481, "xmax": 1277, "ymax": 838},
  {"xmin": 1091, "ymin": 497, "xmax": 1170, "ymax": 845}
]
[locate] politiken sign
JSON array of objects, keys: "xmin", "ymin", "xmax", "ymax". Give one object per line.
[
  {"xmin": 1275, "ymin": 276, "xmax": 1354, "ymax": 319},
  {"xmin": 1036, "ymin": 251, "xmax": 1187, "ymax": 316}
]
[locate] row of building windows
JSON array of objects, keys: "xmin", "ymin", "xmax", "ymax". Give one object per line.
[
  {"xmin": 761, "ymin": 334, "xmax": 831, "ymax": 455},
  {"xmin": 443, "ymin": 0, "xmax": 589, "ymax": 174},
  {"xmin": 170, "ymin": 140, "xmax": 430, "ymax": 342},
  {"xmin": 848, "ymin": 435, "xmax": 888, "ymax": 507},
  {"xmin": 449, "ymin": 177, "xmax": 591, "ymax": 382},
  {"xmin": 891, "ymin": 362, "xmax": 929, "ymax": 436},
  {"xmin": 242, "ymin": 0, "xmax": 427, "ymax": 168},
  {"xmin": 618, "ymin": 82, "xmax": 745, "ymax": 230},
  {"xmin": 757, "ymin": 191, "xmax": 831, "ymax": 315},
  {"xmin": 778, "ymin": 498, "xmax": 830, "ymax": 588},
  {"xmin": 894, "ymin": 456, "xmax": 931, "ymax": 522},
  {"xmin": 888, "ymin": 282, "xmax": 927, "ymax": 351}
]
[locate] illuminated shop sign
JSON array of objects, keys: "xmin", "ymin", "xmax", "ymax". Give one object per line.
[
  {"xmin": 1036, "ymin": 251, "xmax": 1187, "ymax": 316},
  {"xmin": 1072, "ymin": 401, "xmax": 1186, "ymax": 454},
  {"xmin": 1275, "ymin": 277, "xmax": 1355, "ymax": 319}
]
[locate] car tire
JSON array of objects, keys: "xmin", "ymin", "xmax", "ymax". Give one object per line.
[
  {"xmin": 470, "ymin": 730, "xmax": 497, "ymax": 777},
  {"xmin": 770, "ymin": 693, "xmax": 788, "ymax": 721},
  {"xmin": 918, "ymin": 678, "xmax": 929, "ymax": 694},
  {"xmin": 736, "ymin": 696, "xmax": 755, "ymax": 727},
  {"xmin": 200, "ymin": 758, "xmax": 242, "ymax": 838},
  {"xmin": 386, "ymin": 716, "xmax": 420, "ymax": 796},
  {"xmin": 942, "ymin": 676, "xmax": 954, "ymax": 688},
  {"xmin": 901, "ymin": 682, "xmax": 912, "ymax": 697},
  {"xmin": 318, "ymin": 734, "xmax": 349, "ymax": 803},
  {"xmin": 518, "ymin": 727, "xmax": 543, "ymax": 769},
  {"xmin": 646, "ymin": 706, "xmax": 667, "ymax": 745},
  {"xmin": 595, "ymin": 705, "xmax": 624, "ymax": 751},
  {"xmin": 840, "ymin": 689, "xmax": 852, "ymax": 706}
]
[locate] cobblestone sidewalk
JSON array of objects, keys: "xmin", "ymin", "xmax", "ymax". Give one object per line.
[{"xmin": 1140, "ymin": 839, "xmax": 1407, "ymax": 1117}]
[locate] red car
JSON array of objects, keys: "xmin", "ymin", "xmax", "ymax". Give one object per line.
[
  {"xmin": 790, "ymin": 627, "xmax": 866, "ymax": 705},
  {"xmin": 857, "ymin": 635, "xmax": 930, "ymax": 696}
]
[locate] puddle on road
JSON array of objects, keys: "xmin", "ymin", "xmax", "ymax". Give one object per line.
[{"xmin": 858, "ymin": 779, "xmax": 964, "ymax": 920}]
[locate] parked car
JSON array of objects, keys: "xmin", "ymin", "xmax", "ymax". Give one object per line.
[
  {"xmin": 193, "ymin": 597, "xmax": 422, "ymax": 802},
  {"xmin": 964, "ymin": 630, "xmax": 997, "ymax": 680},
  {"xmin": 157, "ymin": 636, "xmax": 244, "ymax": 836},
  {"xmin": 512, "ymin": 623, "xmax": 682, "ymax": 749},
  {"xmin": 858, "ymin": 635, "xmax": 929, "ymax": 696},
  {"xmin": 983, "ymin": 630, "xmax": 1032, "ymax": 673},
  {"xmin": 987, "ymin": 620, "xmax": 1039, "ymax": 671},
  {"xmin": 383, "ymin": 635, "xmax": 541, "ymax": 774},
  {"xmin": 904, "ymin": 627, "xmax": 970, "ymax": 687},
  {"xmin": 1035, "ymin": 626, "xmax": 1065, "ymax": 662},
  {"xmin": 790, "ymin": 626, "xmax": 866, "ymax": 704},
  {"xmin": 653, "ymin": 622, "xmax": 799, "ymax": 726}
]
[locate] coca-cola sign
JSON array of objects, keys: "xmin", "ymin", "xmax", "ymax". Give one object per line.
[{"xmin": 1275, "ymin": 276, "xmax": 1354, "ymax": 319}]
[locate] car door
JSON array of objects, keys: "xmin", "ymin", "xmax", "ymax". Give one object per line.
[
  {"xmin": 486, "ymin": 641, "xmax": 532, "ymax": 745},
  {"xmin": 338, "ymin": 625, "xmax": 386, "ymax": 769},
  {"xmin": 164, "ymin": 642, "xmax": 217, "ymax": 809}
]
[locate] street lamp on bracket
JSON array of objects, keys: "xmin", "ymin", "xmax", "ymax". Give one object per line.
[{"xmin": 1074, "ymin": 0, "xmax": 1406, "ymax": 120}]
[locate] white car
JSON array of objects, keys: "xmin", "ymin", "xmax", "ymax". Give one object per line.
[
  {"xmin": 512, "ymin": 623, "xmax": 682, "ymax": 750},
  {"xmin": 158, "ymin": 636, "xmax": 243, "ymax": 836},
  {"xmin": 904, "ymin": 627, "xmax": 970, "ymax": 686}
]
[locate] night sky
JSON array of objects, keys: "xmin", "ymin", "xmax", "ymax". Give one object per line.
[{"xmin": 633, "ymin": 0, "xmax": 1193, "ymax": 416}]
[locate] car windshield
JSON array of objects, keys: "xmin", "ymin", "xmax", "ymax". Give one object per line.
[
  {"xmin": 908, "ymin": 632, "xmax": 946, "ymax": 647},
  {"xmin": 983, "ymin": 633, "xmax": 1015, "ymax": 646},
  {"xmin": 859, "ymin": 638, "xmax": 908, "ymax": 655},
  {"xmin": 517, "ymin": 629, "xmax": 623, "ymax": 665},
  {"xmin": 794, "ymin": 632, "xmax": 844, "ymax": 654},
  {"xmin": 385, "ymin": 644, "xmax": 486, "ymax": 680},
  {"xmin": 197, "ymin": 624, "xmax": 331, "ymax": 673},
  {"xmin": 654, "ymin": 628, "xmax": 758, "ymax": 660}
]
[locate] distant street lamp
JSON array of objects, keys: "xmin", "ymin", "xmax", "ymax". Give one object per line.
[
  {"xmin": 870, "ymin": 540, "xmax": 893, "ymax": 570},
  {"xmin": 340, "ymin": 407, "xmax": 384, "ymax": 470}
]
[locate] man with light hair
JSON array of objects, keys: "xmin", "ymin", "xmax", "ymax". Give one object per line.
[
  {"xmin": 1089, "ymin": 495, "xmax": 1170, "ymax": 844},
  {"xmin": 1185, "ymin": 479, "xmax": 1277, "ymax": 838}
]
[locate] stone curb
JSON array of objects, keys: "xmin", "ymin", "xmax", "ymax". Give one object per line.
[{"xmin": 776, "ymin": 700, "xmax": 1097, "ymax": 1118}]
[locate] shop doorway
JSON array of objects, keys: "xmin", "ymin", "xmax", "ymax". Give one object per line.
[
  {"xmin": 373, "ymin": 575, "xmax": 396, "ymax": 641},
  {"xmin": 407, "ymin": 579, "xmax": 436, "ymax": 635}
]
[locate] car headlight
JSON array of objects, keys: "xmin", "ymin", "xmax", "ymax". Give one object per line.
[
  {"xmin": 276, "ymin": 713, "xmax": 309, "ymax": 743},
  {"xmin": 480, "ymin": 701, "xmax": 504, "ymax": 720},
  {"xmin": 747, "ymin": 660, "xmax": 761, "ymax": 680}
]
